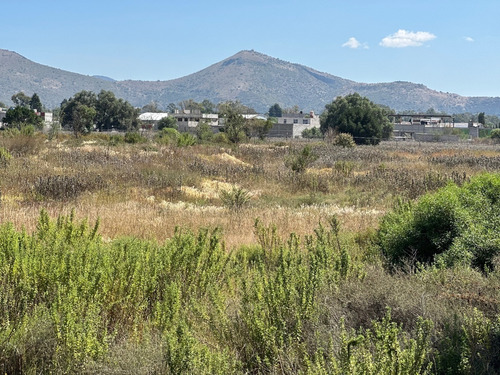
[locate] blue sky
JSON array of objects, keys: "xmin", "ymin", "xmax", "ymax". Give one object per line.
[{"xmin": 2, "ymin": 0, "xmax": 500, "ymax": 97}]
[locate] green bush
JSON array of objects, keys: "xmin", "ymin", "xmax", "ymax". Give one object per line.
[
  {"xmin": 124, "ymin": 131, "xmax": 147, "ymax": 144},
  {"xmin": 156, "ymin": 127, "xmax": 180, "ymax": 145},
  {"xmin": 285, "ymin": 145, "xmax": 319, "ymax": 173},
  {"xmin": 491, "ymin": 128, "xmax": 500, "ymax": 140},
  {"xmin": 176, "ymin": 132, "xmax": 197, "ymax": 147},
  {"xmin": 332, "ymin": 133, "xmax": 356, "ymax": 148},
  {"xmin": 0, "ymin": 147, "xmax": 12, "ymax": 167},
  {"xmin": 378, "ymin": 173, "xmax": 500, "ymax": 271}
]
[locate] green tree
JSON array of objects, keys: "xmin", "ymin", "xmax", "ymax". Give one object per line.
[
  {"xmin": 157, "ymin": 116, "xmax": 178, "ymax": 130},
  {"xmin": 478, "ymin": 112, "xmax": 486, "ymax": 126},
  {"xmin": 320, "ymin": 93, "xmax": 392, "ymax": 145},
  {"xmin": 29, "ymin": 93, "xmax": 43, "ymax": 112},
  {"xmin": 246, "ymin": 118, "xmax": 273, "ymax": 140},
  {"xmin": 166, "ymin": 102, "xmax": 178, "ymax": 113},
  {"xmin": 60, "ymin": 91, "xmax": 97, "ymax": 130},
  {"xmin": 217, "ymin": 100, "xmax": 256, "ymax": 115},
  {"xmin": 196, "ymin": 121, "xmax": 214, "ymax": 142},
  {"xmin": 220, "ymin": 106, "xmax": 246, "ymax": 143},
  {"xmin": 141, "ymin": 101, "xmax": 161, "ymax": 113},
  {"xmin": 200, "ymin": 99, "xmax": 215, "ymax": 114},
  {"xmin": 0, "ymin": 101, "xmax": 6, "ymax": 108},
  {"xmin": 268, "ymin": 103, "xmax": 282, "ymax": 117},
  {"xmin": 3, "ymin": 106, "xmax": 43, "ymax": 129},
  {"xmin": 95, "ymin": 90, "xmax": 139, "ymax": 131},
  {"xmin": 71, "ymin": 104, "xmax": 96, "ymax": 137},
  {"xmin": 11, "ymin": 92, "xmax": 31, "ymax": 107}
]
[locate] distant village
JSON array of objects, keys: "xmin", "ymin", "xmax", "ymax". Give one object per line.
[{"xmin": 0, "ymin": 104, "xmax": 487, "ymax": 141}]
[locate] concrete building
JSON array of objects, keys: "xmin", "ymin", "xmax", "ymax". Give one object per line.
[{"xmin": 268, "ymin": 111, "xmax": 320, "ymax": 138}]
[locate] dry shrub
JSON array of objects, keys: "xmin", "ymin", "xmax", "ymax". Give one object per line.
[
  {"xmin": 0, "ymin": 134, "xmax": 42, "ymax": 156},
  {"xmin": 32, "ymin": 174, "xmax": 107, "ymax": 200}
]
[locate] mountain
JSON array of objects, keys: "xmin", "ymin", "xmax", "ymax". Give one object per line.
[{"xmin": 1, "ymin": 48, "xmax": 499, "ymax": 114}]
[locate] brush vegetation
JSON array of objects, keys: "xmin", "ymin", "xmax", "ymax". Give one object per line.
[{"xmin": 0, "ymin": 130, "xmax": 499, "ymax": 374}]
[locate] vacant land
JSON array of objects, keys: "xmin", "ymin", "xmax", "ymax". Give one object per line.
[
  {"xmin": 1, "ymin": 135, "xmax": 498, "ymax": 246},
  {"xmin": 0, "ymin": 133, "xmax": 499, "ymax": 374}
]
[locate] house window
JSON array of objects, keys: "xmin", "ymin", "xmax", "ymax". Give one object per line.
[
  {"xmin": 303, "ymin": 119, "xmax": 309, "ymax": 124},
  {"xmin": 283, "ymin": 119, "xmax": 287, "ymax": 124},
  {"xmin": 293, "ymin": 119, "xmax": 298, "ymax": 124}
]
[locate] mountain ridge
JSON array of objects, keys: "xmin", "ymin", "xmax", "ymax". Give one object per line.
[{"xmin": 0, "ymin": 48, "xmax": 499, "ymax": 114}]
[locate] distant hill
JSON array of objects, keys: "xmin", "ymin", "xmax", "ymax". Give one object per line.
[{"xmin": 1, "ymin": 48, "xmax": 499, "ymax": 114}]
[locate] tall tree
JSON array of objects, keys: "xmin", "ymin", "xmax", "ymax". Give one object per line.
[
  {"xmin": 60, "ymin": 91, "xmax": 97, "ymax": 130},
  {"xmin": 478, "ymin": 112, "xmax": 486, "ymax": 126},
  {"xmin": 320, "ymin": 93, "xmax": 392, "ymax": 145},
  {"xmin": 219, "ymin": 106, "xmax": 246, "ymax": 143},
  {"xmin": 268, "ymin": 103, "xmax": 282, "ymax": 118},
  {"xmin": 11, "ymin": 92, "xmax": 31, "ymax": 107},
  {"xmin": 29, "ymin": 93, "xmax": 43, "ymax": 112},
  {"xmin": 71, "ymin": 104, "xmax": 96, "ymax": 137}
]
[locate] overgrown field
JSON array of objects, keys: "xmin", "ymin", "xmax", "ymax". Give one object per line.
[{"xmin": 0, "ymin": 132, "xmax": 499, "ymax": 374}]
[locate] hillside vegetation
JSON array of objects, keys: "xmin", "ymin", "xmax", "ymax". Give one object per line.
[{"xmin": 0, "ymin": 131, "xmax": 499, "ymax": 374}]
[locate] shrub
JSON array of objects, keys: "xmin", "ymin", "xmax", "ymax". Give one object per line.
[
  {"xmin": 332, "ymin": 133, "xmax": 356, "ymax": 148},
  {"xmin": 0, "ymin": 147, "xmax": 12, "ymax": 168},
  {"xmin": 124, "ymin": 131, "xmax": 147, "ymax": 144},
  {"xmin": 176, "ymin": 132, "xmax": 197, "ymax": 147},
  {"xmin": 212, "ymin": 132, "xmax": 230, "ymax": 144},
  {"xmin": 285, "ymin": 145, "xmax": 318, "ymax": 173},
  {"xmin": 491, "ymin": 128, "xmax": 500, "ymax": 140},
  {"xmin": 156, "ymin": 127, "xmax": 180, "ymax": 145},
  {"xmin": 378, "ymin": 173, "xmax": 500, "ymax": 271},
  {"xmin": 196, "ymin": 122, "xmax": 214, "ymax": 142},
  {"xmin": 218, "ymin": 186, "xmax": 251, "ymax": 210}
]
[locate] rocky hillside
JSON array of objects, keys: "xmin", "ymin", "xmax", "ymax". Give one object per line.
[{"xmin": 1, "ymin": 48, "xmax": 499, "ymax": 114}]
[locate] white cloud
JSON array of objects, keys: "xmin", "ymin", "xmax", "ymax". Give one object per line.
[
  {"xmin": 342, "ymin": 37, "xmax": 368, "ymax": 49},
  {"xmin": 380, "ymin": 29, "xmax": 436, "ymax": 48},
  {"xmin": 464, "ymin": 36, "xmax": 474, "ymax": 42}
]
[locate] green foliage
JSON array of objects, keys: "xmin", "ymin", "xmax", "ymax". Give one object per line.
[
  {"xmin": 332, "ymin": 132, "xmax": 356, "ymax": 148},
  {"xmin": 320, "ymin": 93, "xmax": 393, "ymax": 145},
  {"xmin": 124, "ymin": 131, "xmax": 147, "ymax": 144},
  {"xmin": 0, "ymin": 146, "xmax": 12, "ymax": 167},
  {"xmin": 220, "ymin": 106, "xmax": 247, "ymax": 144},
  {"xmin": 218, "ymin": 186, "xmax": 251, "ymax": 210},
  {"xmin": 11, "ymin": 91, "xmax": 31, "ymax": 107},
  {"xmin": 4, "ymin": 105, "xmax": 43, "ymax": 129},
  {"xmin": 157, "ymin": 116, "xmax": 178, "ymax": 130},
  {"xmin": 306, "ymin": 310, "xmax": 433, "ymax": 374},
  {"xmin": 156, "ymin": 127, "xmax": 181, "ymax": 145},
  {"xmin": 268, "ymin": 103, "xmax": 283, "ymax": 118},
  {"xmin": 302, "ymin": 126, "xmax": 323, "ymax": 138},
  {"xmin": 378, "ymin": 173, "xmax": 500, "ymax": 271},
  {"xmin": 490, "ymin": 128, "xmax": 500, "ymax": 139},
  {"xmin": 176, "ymin": 132, "xmax": 197, "ymax": 147},
  {"xmin": 29, "ymin": 93, "xmax": 43, "ymax": 111},
  {"xmin": 246, "ymin": 118, "xmax": 274, "ymax": 140},
  {"xmin": 285, "ymin": 145, "xmax": 319, "ymax": 173},
  {"xmin": 196, "ymin": 121, "xmax": 214, "ymax": 142},
  {"xmin": 60, "ymin": 90, "xmax": 139, "ymax": 133}
]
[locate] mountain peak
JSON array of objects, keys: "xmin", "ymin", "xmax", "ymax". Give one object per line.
[{"xmin": 0, "ymin": 48, "xmax": 499, "ymax": 114}]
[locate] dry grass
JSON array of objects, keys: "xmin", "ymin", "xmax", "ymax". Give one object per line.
[{"xmin": 0, "ymin": 136, "xmax": 498, "ymax": 248}]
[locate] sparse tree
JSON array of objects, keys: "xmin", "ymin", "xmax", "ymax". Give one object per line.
[
  {"xmin": 220, "ymin": 106, "xmax": 246, "ymax": 143},
  {"xmin": 246, "ymin": 118, "xmax": 273, "ymax": 140},
  {"xmin": 141, "ymin": 101, "xmax": 162, "ymax": 113},
  {"xmin": 166, "ymin": 103, "xmax": 178, "ymax": 113},
  {"xmin": 11, "ymin": 92, "xmax": 31, "ymax": 107}
]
